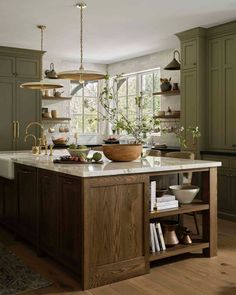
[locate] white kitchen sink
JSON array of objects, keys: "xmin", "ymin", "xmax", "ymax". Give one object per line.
[{"xmin": 0, "ymin": 152, "xmax": 32, "ymax": 179}]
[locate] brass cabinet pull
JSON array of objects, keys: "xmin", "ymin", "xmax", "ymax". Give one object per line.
[
  {"xmin": 16, "ymin": 121, "xmax": 20, "ymax": 138},
  {"xmin": 13, "ymin": 121, "xmax": 16, "ymax": 140}
]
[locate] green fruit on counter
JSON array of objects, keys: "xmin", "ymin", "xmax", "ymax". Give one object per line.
[
  {"xmin": 93, "ymin": 152, "xmax": 102, "ymax": 162},
  {"xmin": 69, "ymin": 143, "xmax": 77, "ymax": 149}
]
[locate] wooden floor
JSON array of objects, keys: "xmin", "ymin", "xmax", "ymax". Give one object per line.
[{"xmin": 1, "ymin": 217, "xmax": 236, "ymax": 295}]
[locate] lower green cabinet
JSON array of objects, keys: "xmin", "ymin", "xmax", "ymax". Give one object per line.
[{"xmin": 202, "ymin": 154, "xmax": 236, "ymax": 221}]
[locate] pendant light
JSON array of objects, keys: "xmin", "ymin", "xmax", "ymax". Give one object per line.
[
  {"xmin": 164, "ymin": 50, "xmax": 181, "ymax": 70},
  {"xmin": 20, "ymin": 25, "xmax": 64, "ymax": 90},
  {"xmin": 57, "ymin": 2, "xmax": 105, "ymax": 83}
]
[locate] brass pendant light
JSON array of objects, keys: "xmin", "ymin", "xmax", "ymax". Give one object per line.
[
  {"xmin": 20, "ymin": 25, "xmax": 64, "ymax": 90},
  {"xmin": 57, "ymin": 2, "xmax": 105, "ymax": 83},
  {"xmin": 164, "ymin": 50, "xmax": 181, "ymax": 70}
]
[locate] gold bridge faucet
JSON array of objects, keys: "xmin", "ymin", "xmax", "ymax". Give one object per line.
[{"xmin": 25, "ymin": 122, "xmax": 48, "ymax": 155}]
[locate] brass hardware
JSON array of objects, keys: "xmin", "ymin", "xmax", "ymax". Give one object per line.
[
  {"xmin": 25, "ymin": 121, "xmax": 44, "ymax": 137},
  {"xmin": 57, "ymin": 3, "xmax": 105, "ymax": 82},
  {"xmin": 13, "ymin": 121, "xmax": 16, "ymax": 140},
  {"xmin": 24, "ymin": 134, "xmax": 39, "ymax": 154},
  {"xmin": 16, "ymin": 121, "xmax": 20, "ymax": 138}
]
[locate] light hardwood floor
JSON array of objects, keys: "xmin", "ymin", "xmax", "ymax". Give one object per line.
[{"xmin": 0, "ymin": 217, "xmax": 236, "ymax": 295}]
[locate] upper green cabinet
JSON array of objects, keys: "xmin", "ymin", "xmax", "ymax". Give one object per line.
[
  {"xmin": 181, "ymin": 40, "xmax": 197, "ymax": 70},
  {"xmin": 0, "ymin": 56, "xmax": 15, "ymax": 77},
  {"xmin": 0, "ymin": 46, "xmax": 42, "ymax": 151},
  {"xmin": 16, "ymin": 57, "xmax": 40, "ymax": 79}
]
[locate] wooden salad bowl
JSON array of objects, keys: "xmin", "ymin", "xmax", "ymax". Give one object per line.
[{"xmin": 102, "ymin": 144, "xmax": 142, "ymax": 162}]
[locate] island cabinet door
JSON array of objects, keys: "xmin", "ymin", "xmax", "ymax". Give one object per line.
[
  {"xmin": 58, "ymin": 175, "xmax": 82, "ymax": 275},
  {"xmin": 15, "ymin": 164, "xmax": 37, "ymax": 244},
  {"xmin": 82, "ymin": 174, "xmax": 150, "ymax": 290},
  {"xmin": 38, "ymin": 169, "xmax": 59, "ymax": 256}
]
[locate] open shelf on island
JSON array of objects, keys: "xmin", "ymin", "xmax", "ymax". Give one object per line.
[
  {"xmin": 150, "ymin": 200, "xmax": 209, "ymax": 219},
  {"xmin": 149, "ymin": 241, "xmax": 209, "ymax": 262},
  {"xmin": 42, "ymin": 117, "xmax": 71, "ymax": 122},
  {"xmin": 42, "ymin": 96, "xmax": 72, "ymax": 100},
  {"xmin": 153, "ymin": 90, "xmax": 180, "ymax": 96}
]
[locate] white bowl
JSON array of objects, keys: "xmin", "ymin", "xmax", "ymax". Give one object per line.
[
  {"xmin": 68, "ymin": 148, "xmax": 90, "ymax": 157},
  {"xmin": 169, "ymin": 185, "xmax": 200, "ymax": 204}
]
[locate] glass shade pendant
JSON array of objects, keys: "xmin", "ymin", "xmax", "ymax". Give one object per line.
[
  {"xmin": 164, "ymin": 50, "xmax": 181, "ymax": 70},
  {"xmin": 20, "ymin": 25, "xmax": 63, "ymax": 90},
  {"xmin": 57, "ymin": 3, "xmax": 105, "ymax": 83}
]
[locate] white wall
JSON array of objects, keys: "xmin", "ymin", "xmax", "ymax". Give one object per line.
[{"xmin": 108, "ymin": 49, "xmax": 181, "ymax": 147}]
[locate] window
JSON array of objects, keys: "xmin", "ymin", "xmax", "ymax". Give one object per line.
[
  {"xmin": 117, "ymin": 68, "xmax": 161, "ymax": 121},
  {"xmin": 70, "ymin": 81, "xmax": 99, "ymax": 134}
]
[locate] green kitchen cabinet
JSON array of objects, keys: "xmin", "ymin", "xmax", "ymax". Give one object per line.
[
  {"xmin": 181, "ymin": 40, "xmax": 197, "ymax": 70},
  {"xmin": 15, "ymin": 79, "xmax": 41, "ymax": 150},
  {"xmin": 180, "ymin": 69, "xmax": 197, "ymax": 150},
  {"xmin": 208, "ymin": 33, "xmax": 236, "ymax": 150},
  {"xmin": 0, "ymin": 77, "xmax": 15, "ymax": 150},
  {"xmin": 0, "ymin": 56, "xmax": 15, "ymax": 77},
  {"xmin": 176, "ymin": 28, "xmax": 207, "ymax": 154},
  {"xmin": 201, "ymin": 154, "xmax": 236, "ymax": 221},
  {"xmin": 0, "ymin": 47, "xmax": 42, "ymax": 151}
]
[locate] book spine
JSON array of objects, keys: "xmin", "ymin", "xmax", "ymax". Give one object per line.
[
  {"xmin": 150, "ymin": 224, "xmax": 155, "ymax": 253},
  {"xmin": 156, "ymin": 223, "xmax": 166, "ymax": 251},
  {"xmin": 152, "ymin": 223, "xmax": 160, "ymax": 252},
  {"xmin": 150, "ymin": 181, "xmax": 156, "ymax": 211}
]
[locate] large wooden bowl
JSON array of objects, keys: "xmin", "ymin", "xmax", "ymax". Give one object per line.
[{"xmin": 102, "ymin": 144, "xmax": 142, "ymax": 162}]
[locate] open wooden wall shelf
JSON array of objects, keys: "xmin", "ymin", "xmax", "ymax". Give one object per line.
[
  {"xmin": 42, "ymin": 96, "xmax": 72, "ymax": 101},
  {"xmin": 153, "ymin": 90, "xmax": 180, "ymax": 96},
  {"xmin": 42, "ymin": 117, "xmax": 71, "ymax": 122}
]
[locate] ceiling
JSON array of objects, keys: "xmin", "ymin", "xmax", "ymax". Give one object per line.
[{"xmin": 0, "ymin": 0, "xmax": 236, "ymax": 64}]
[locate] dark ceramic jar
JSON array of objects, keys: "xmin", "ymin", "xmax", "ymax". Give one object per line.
[{"xmin": 160, "ymin": 82, "xmax": 172, "ymax": 92}]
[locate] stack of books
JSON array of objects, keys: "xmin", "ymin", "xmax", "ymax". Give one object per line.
[
  {"xmin": 150, "ymin": 222, "xmax": 166, "ymax": 253},
  {"xmin": 155, "ymin": 194, "xmax": 179, "ymax": 211}
]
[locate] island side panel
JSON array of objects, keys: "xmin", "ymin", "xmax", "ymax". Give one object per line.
[
  {"xmin": 202, "ymin": 167, "xmax": 218, "ymax": 257},
  {"xmin": 82, "ymin": 174, "xmax": 150, "ymax": 289}
]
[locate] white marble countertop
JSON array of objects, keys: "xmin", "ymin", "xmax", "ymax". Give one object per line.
[{"xmin": 0, "ymin": 149, "xmax": 221, "ymax": 178}]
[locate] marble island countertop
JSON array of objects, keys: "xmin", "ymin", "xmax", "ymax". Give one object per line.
[{"xmin": 0, "ymin": 150, "xmax": 221, "ymax": 179}]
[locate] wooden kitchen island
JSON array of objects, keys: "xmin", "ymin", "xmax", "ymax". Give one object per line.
[{"xmin": 0, "ymin": 153, "xmax": 221, "ymax": 290}]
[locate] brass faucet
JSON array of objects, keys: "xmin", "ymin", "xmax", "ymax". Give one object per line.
[
  {"xmin": 25, "ymin": 122, "xmax": 48, "ymax": 155},
  {"xmin": 24, "ymin": 134, "xmax": 39, "ymax": 154}
]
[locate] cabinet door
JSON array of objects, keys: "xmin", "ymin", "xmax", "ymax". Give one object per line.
[
  {"xmin": 58, "ymin": 175, "xmax": 82, "ymax": 272},
  {"xmin": 16, "ymin": 164, "xmax": 37, "ymax": 244},
  {"xmin": 229, "ymin": 171, "xmax": 236, "ymax": 219},
  {"xmin": 0, "ymin": 77, "xmax": 15, "ymax": 151},
  {"xmin": 83, "ymin": 175, "xmax": 149, "ymax": 289},
  {"xmin": 218, "ymin": 169, "xmax": 231, "ymax": 214},
  {"xmin": 224, "ymin": 34, "xmax": 236, "ymax": 148},
  {"xmin": 0, "ymin": 178, "xmax": 4, "ymax": 221},
  {"xmin": 15, "ymin": 79, "xmax": 41, "ymax": 150},
  {"xmin": 0, "ymin": 56, "xmax": 15, "ymax": 77},
  {"xmin": 4, "ymin": 179, "xmax": 17, "ymax": 229},
  {"xmin": 16, "ymin": 57, "xmax": 40, "ymax": 79},
  {"xmin": 38, "ymin": 170, "xmax": 58, "ymax": 255},
  {"xmin": 208, "ymin": 38, "xmax": 226, "ymax": 149},
  {"xmin": 181, "ymin": 40, "xmax": 197, "ymax": 70},
  {"xmin": 181, "ymin": 69, "xmax": 197, "ymax": 149}
]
